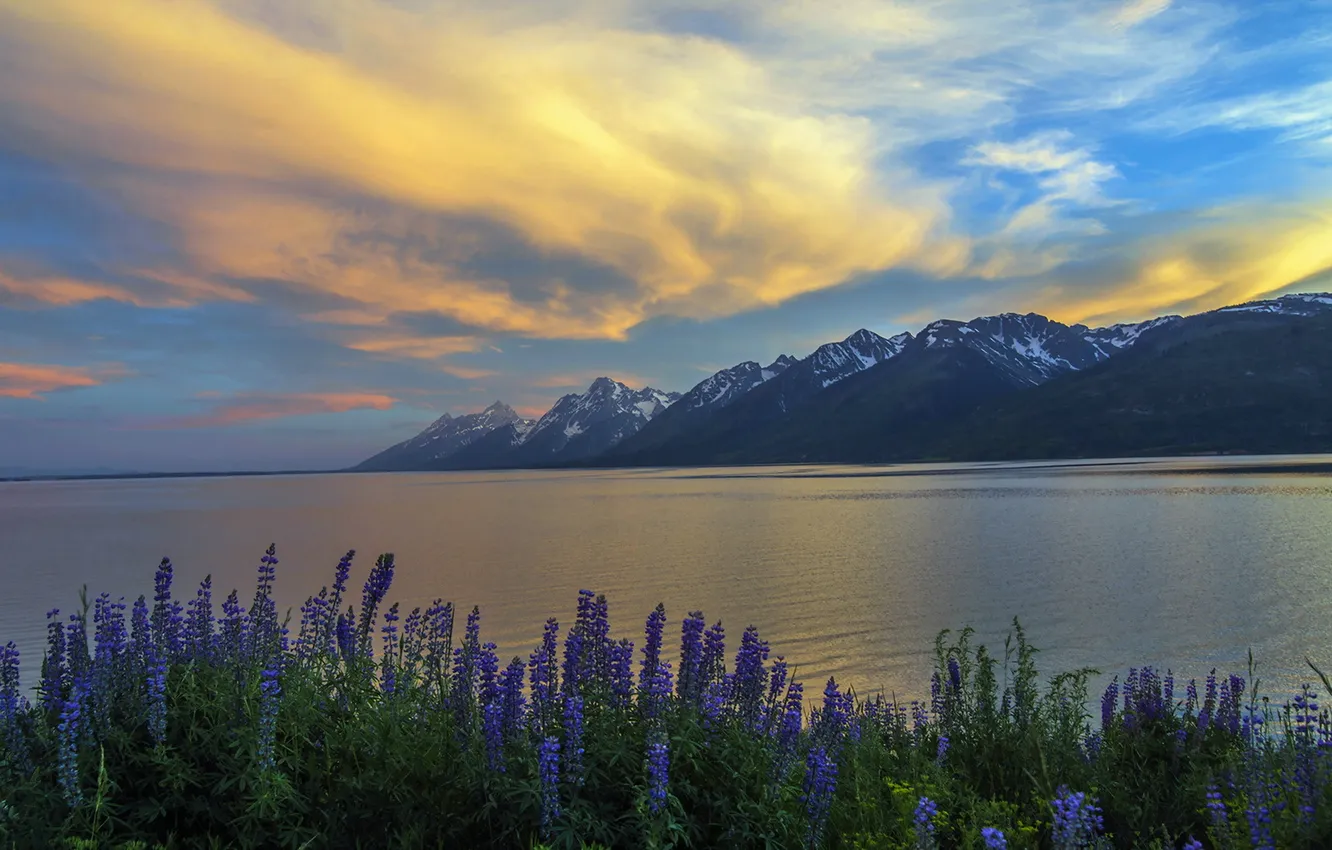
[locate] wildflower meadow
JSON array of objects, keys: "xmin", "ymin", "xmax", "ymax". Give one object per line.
[{"xmin": 0, "ymin": 546, "xmax": 1329, "ymax": 848}]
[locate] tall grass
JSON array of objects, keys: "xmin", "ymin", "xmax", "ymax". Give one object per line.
[{"xmin": 0, "ymin": 545, "xmax": 1328, "ymax": 848}]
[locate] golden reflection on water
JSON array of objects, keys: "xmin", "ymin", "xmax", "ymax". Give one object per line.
[{"xmin": 1, "ymin": 458, "xmax": 1331, "ymax": 699}]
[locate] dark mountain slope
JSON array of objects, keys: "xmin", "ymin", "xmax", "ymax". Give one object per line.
[
  {"xmin": 925, "ymin": 311, "xmax": 1332, "ymax": 460},
  {"xmin": 690, "ymin": 344, "xmax": 1033, "ymax": 465},
  {"xmin": 355, "ymin": 402, "xmax": 525, "ymax": 471}
]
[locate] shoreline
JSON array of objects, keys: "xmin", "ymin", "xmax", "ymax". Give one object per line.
[{"xmin": 6, "ymin": 452, "xmax": 1332, "ymax": 484}]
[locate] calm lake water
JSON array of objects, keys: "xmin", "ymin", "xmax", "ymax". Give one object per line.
[{"xmin": 3, "ymin": 457, "xmax": 1332, "ymax": 701}]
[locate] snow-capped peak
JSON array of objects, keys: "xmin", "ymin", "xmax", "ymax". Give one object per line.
[{"xmin": 808, "ymin": 329, "xmax": 912, "ymax": 388}]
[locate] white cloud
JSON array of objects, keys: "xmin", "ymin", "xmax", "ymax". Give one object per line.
[{"xmin": 966, "ymin": 131, "xmax": 1120, "ymax": 237}]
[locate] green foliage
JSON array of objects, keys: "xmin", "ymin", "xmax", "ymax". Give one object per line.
[{"xmin": 5, "ymin": 572, "xmax": 1332, "ymax": 849}]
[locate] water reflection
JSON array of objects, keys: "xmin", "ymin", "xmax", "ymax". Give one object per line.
[{"xmin": 1, "ymin": 458, "xmax": 1330, "ymax": 701}]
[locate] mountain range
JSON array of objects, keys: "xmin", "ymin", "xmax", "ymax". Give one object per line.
[{"xmin": 354, "ymin": 293, "xmax": 1332, "ymax": 471}]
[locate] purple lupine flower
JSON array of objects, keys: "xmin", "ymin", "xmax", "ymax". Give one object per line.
[
  {"xmin": 380, "ymin": 603, "xmax": 401, "ymax": 694},
  {"xmin": 701, "ymin": 680, "xmax": 727, "ymax": 730},
  {"xmin": 1050, "ymin": 787, "xmax": 1103, "ymax": 849},
  {"xmin": 1138, "ymin": 667, "xmax": 1162, "ymax": 722},
  {"xmin": 1185, "ymin": 678, "xmax": 1198, "ymax": 717},
  {"xmin": 562, "ymin": 693, "xmax": 585, "ymax": 786},
  {"xmin": 91, "ymin": 594, "xmax": 127, "ymax": 732},
  {"xmin": 1205, "ymin": 785, "xmax": 1228, "ymax": 833},
  {"xmin": 151, "ymin": 557, "xmax": 184, "ymax": 658},
  {"xmin": 65, "ymin": 610, "xmax": 90, "ymax": 684},
  {"xmin": 639, "ymin": 604, "xmax": 673, "ymax": 720},
  {"xmin": 187, "ymin": 576, "xmax": 213, "ymax": 662},
  {"xmin": 767, "ymin": 658, "xmax": 789, "ymax": 712},
  {"xmin": 1181, "ymin": 839, "xmax": 1202, "ymax": 850},
  {"xmin": 451, "ymin": 606, "xmax": 482, "ymax": 728},
  {"xmin": 529, "ymin": 618, "xmax": 560, "ymax": 732},
  {"xmin": 732, "ymin": 625, "xmax": 770, "ymax": 730},
  {"xmin": 0, "ymin": 642, "xmax": 20, "ymax": 704},
  {"xmin": 294, "ymin": 593, "xmax": 319, "ymax": 664},
  {"xmin": 642, "ymin": 659, "xmax": 674, "ymax": 721},
  {"xmin": 1198, "ymin": 669, "xmax": 1217, "ymax": 734},
  {"xmin": 477, "ymin": 639, "xmax": 501, "ymax": 761},
  {"xmin": 144, "ymin": 643, "xmax": 168, "ymax": 745},
  {"xmin": 483, "ymin": 701, "xmax": 505, "ymax": 772},
  {"xmin": 645, "ymin": 731, "xmax": 670, "ymax": 814},
  {"xmin": 562, "ymin": 591, "xmax": 592, "ymax": 694},
  {"xmin": 817, "ymin": 677, "xmax": 847, "ymax": 742},
  {"xmin": 42, "ymin": 608, "xmax": 67, "ymax": 712},
  {"xmin": 0, "ymin": 642, "xmax": 29, "ymax": 776},
  {"xmin": 588, "ymin": 593, "xmax": 611, "ymax": 685},
  {"xmin": 335, "ymin": 607, "xmax": 355, "ymax": 662},
  {"xmin": 57, "ymin": 676, "xmax": 84, "ymax": 806},
  {"xmin": 912, "ymin": 700, "xmax": 928, "ymax": 733},
  {"xmin": 947, "ymin": 656, "xmax": 962, "ymax": 692},
  {"xmin": 423, "ymin": 599, "xmax": 454, "ymax": 694},
  {"xmin": 129, "ymin": 596, "xmax": 150, "ymax": 673},
  {"xmin": 323, "ymin": 550, "xmax": 354, "ymax": 656},
  {"xmin": 356, "ymin": 553, "xmax": 395, "ymax": 654},
  {"xmin": 1226, "ymin": 674, "xmax": 1245, "ymax": 735},
  {"xmin": 701, "ymin": 620, "xmax": 726, "ymax": 690},
  {"xmin": 1293, "ymin": 685, "xmax": 1321, "ymax": 823},
  {"xmin": 400, "ymin": 606, "xmax": 424, "ymax": 679},
  {"xmin": 936, "ymin": 734, "xmax": 950, "ymax": 763},
  {"xmin": 499, "ymin": 656, "xmax": 527, "ymax": 738},
  {"xmin": 538, "ymin": 736, "xmax": 561, "ymax": 837},
  {"xmin": 256, "ymin": 544, "xmax": 278, "ymax": 598},
  {"xmin": 245, "ymin": 546, "xmax": 281, "ymax": 662},
  {"xmin": 981, "ymin": 827, "xmax": 1007, "ymax": 849},
  {"xmin": 638, "ymin": 603, "xmax": 667, "ymax": 695},
  {"xmin": 801, "ymin": 744, "xmax": 838, "ymax": 848},
  {"xmin": 1081, "ymin": 732, "xmax": 1102, "ymax": 761},
  {"xmin": 219, "ymin": 591, "xmax": 244, "ymax": 666},
  {"xmin": 609, "ymin": 638, "xmax": 634, "ymax": 709},
  {"xmin": 256, "ymin": 659, "xmax": 281, "ymax": 772},
  {"xmin": 677, "ymin": 610, "xmax": 706, "ymax": 706},
  {"xmin": 1245, "ymin": 788, "xmax": 1274, "ymax": 850},
  {"xmin": 774, "ymin": 681, "xmax": 804, "ymax": 780},
  {"xmin": 914, "ymin": 797, "xmax": 939, "ymax": 849},
  {"xmin": 1216, "ymin": 676, "xmax": 1233, "ymax": 734}
]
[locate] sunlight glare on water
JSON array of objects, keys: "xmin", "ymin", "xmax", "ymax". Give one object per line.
[{"xmin": 2, "ymin": 457, "xmax": 1331, "ymax": 701}]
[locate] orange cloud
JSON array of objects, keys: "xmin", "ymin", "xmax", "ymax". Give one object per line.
[
  {"xmin": 438, "ymin": 365, "xmax": 496, "ymax": 380},
  {"xmin": 0, "ymin": 265, "xmax": 254, "ymax": 308},
  {"xmin": 346, "ymin": 334, "xmax": 483, "ymax": 361},
  {"xmin": 0, "ymin": 361, "xmax": 107, "ymax": 398},
  {"xmin": 0, "ymin": 269, "xmax": 153, "ymax": 307},
  {"xmin": 149, "ymin": 392, "xmax": 397, "ymax": 428},
  {"xmin": 0, "ymin": 0, "xmax": 952, "ymax": 342},
  {"xmin": 1043, "ymin": 202, "xmax": 1332, "ymax": 326}
]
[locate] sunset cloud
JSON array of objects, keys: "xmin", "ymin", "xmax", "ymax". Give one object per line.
[
  {"xmin": 0, "ymin": 361, "xmax": 109, "ymax": 398},
  {"xmin": 0, "ymin": 0, "xmax": 1246, "ymax": 350},
  {"xmin": 1, "ymin": 0, "xmax": 1330, "ymax": 470},
  {"xmin": 147, "ymin": 392, "xmax": 397, "ymax": 428}
]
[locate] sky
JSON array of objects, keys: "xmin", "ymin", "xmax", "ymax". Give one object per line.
[{"xmin": 1, "ymin": 0, "xmax": 1330, "ymax": 472}]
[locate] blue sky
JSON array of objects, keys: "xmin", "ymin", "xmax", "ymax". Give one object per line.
[{"xmin": 1, "ymin": 0, "xmax": 1330, "ymax": 471}]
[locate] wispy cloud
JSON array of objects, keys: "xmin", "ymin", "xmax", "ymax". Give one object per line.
[
  {"xmin": 1152, "ymin": 80, "xmax": 1332, "ymax": 150},
  {"xmin": 0, "ymin": 0, "xmax": 1238, "ymax": 350},
  {"xmin": 1110, "ymin": 0, "xmax": 1173, "ymax": 29},
  {"xmin": 0, "ymin": 361, "xmax": 114, "ymax": 398},
  {"xmin": 144, "ymin": 392, "xmax": 397, "ymax": 428},
  {"xmin": 967, "ymin": 131, "xmax": 1120, "ymax": 238}
]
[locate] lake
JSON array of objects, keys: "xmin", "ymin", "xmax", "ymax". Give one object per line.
[{"xmin": 3, "ymin": 457, "xmax": 1332, "ymax": 702}]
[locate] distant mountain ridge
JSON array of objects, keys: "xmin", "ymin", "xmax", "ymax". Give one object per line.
[
  {"xmin": 355, "ymin": 401, "xmax": 526, "ymax": 471},
  {"xmin": 353, "ymin": 292, "xmax": 1332, "ymax": 471}
]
